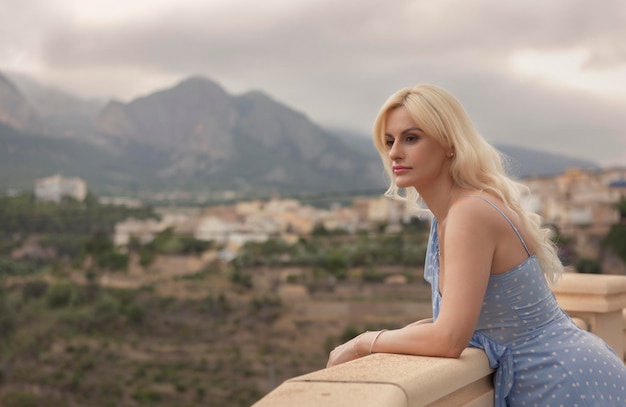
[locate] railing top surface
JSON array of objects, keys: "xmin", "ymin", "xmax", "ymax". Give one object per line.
[
  {"xmin": 551, "ymin": 272, "xmax": 626, "ymax": 295},
  {"xmin": 255, "ymin": 348, "xmax": 493, "ymax": 407}
]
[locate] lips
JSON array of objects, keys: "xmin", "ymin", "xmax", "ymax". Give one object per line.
[{"xmin": 392, "ymin": 165, "xmax": 411, "ymax": 174}]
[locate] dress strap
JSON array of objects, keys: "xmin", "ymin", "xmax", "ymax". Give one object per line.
[{"xmin": 469, "ymin": 195, "xmax": 532, "ymax": 256}]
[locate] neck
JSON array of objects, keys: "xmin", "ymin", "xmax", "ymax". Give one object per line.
[{"xmin": 420, "ymin": 181, "xmax": 459, "ymax": 222}]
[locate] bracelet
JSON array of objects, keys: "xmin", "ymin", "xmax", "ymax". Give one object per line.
[{"xmin": 369, "ymin": 329, "xmax": 388, "ymax": 354}]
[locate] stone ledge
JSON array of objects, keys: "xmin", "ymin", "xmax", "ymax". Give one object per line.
[
  {"xmin": 551, "ymin": 273, "xmax": 626, "ymax": 312},
  {"xmin": 253, "ymin": 381, "xmax": 406, "ymax": 407},
  {"xmin": 551, "ymin": 273, "xmax": 626, "ymax": 295},
  {"xmin": 254, "ymin": 348, "xmax": 494, "ymax": 407}
]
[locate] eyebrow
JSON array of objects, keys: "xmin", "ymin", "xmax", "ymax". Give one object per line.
[{"xmin": 385, "ymin": 127, "xmax": 424, "ymax": 137}]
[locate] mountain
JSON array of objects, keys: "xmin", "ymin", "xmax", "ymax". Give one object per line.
[
  {"xmin": 0, "ymin": 122, "xmax": 169, "ymax": 194},
  {"xmin": 5, "ymin": 71, "xmax": 104, "ymax": 140},
  {"xmin": 0, "ymin": 73, "xmax": 600, "ymax": 201},
  {"xmin": 0, "ymin": 75, "xmax": 385, "ymax": 198},
  {"xmin": 497, "ymin": 144, "xmax": 598, "ymax": 178},
  {"xmin": 94, "ymin": 77, "xmax": 384, "ymax": 194},
  {"xmin": 0, "ymin": 70, "xmax": 39, "ymax": 132},
  {"xmin": 6, "ymin": 71, "xmax": 103, "ymax": 120}
]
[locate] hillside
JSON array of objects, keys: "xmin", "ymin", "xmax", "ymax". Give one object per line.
[
  {"xmin": 0, "ymin": 199, "xmax": 432, "ymax": 407},
  {"xmin": 0, "ymin": 123, "xmax": 168, "ymax": 195}
]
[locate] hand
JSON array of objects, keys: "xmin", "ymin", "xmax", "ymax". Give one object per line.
[{"xmin": 326, "ymin": 334, "xmax": 362, "ymax": 368}]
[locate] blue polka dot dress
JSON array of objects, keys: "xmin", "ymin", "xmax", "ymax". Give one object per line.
[{"xmin": 424, "ymin": 208, "xmax": 626, "ymax": 406}]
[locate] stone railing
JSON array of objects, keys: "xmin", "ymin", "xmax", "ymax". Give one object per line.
[
  {"xmin": 550, "ymin": 272, "xmax": 626, "ymax": 359},
  {"xmin": 254, "ymin": 273, "xmax": 626, "ymax": 407},
  {"xmin": 254, "ymin": 348, "xmax": 494, "ymax": 407}
]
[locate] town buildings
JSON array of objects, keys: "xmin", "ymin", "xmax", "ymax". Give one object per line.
[
  {"xmin": 111, "ymin": 166, "xmax": 626, "ymax": 273},
  {"xmin": 523, "ymin": 167, "xmax": 626, "ymax": 272}
]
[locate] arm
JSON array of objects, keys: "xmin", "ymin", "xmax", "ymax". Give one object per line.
[
  {"xmin": 404, "ymin": 318, "xmax": 433, "ymax": 327},
  {"xmin": 327, "ymin": 199, "xmax": 497, "ymax": 366}
]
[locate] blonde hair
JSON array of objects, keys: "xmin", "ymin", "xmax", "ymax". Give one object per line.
[{"xmin": 372, "ymin": 84, "xmax": 563, "ymax": 283}]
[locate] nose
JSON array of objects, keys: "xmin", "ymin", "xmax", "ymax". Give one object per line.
[{"xmin": 388, "ymin": 140, "xmax": 402, "ymax": 161}]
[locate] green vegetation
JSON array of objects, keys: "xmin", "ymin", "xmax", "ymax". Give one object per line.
[
  {"xmin": 137, "ymin": 227, "xmax": 213, "ymax": 268},
  {"xmin": 0, "ymin": 276, "xmax": 292, "ymax": 406},
  {"xmin": 604, "ymin": 198, "xmax": 626, "ymax": 263},
  {"xmin": 1, "ymin": 391, "xmax": 38, "ymax": 407},
  {"xmin": 0, "ymin": 193, "xmax": 156, "ymax": 235},
  {"xmin": 0, "ymin": 193, "xmax": 157, "ymax": 276},
  {"xmin": 575, "ymin": 258, "xmax": 601, "ymax": 274},
  {"xmin": 234, "ymin": 225, "xmax": 429, "ymax": 284},
  {"xmin": 0, "ymin": 194, "xmax": 214, "ymax": 276}
]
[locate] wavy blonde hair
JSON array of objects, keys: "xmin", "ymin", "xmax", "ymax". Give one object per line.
[{"xmin": 372, "ymin": 84, "xmax": 563, "ymax": 283}]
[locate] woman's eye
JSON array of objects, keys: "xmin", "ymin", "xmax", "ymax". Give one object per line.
[
  {"xmin": 406, "ymin": 135, "xmax": 419, "ymax": 143},
  {"xmin": 384, "ymin": 139, "xmax": 394, "ymax": 148}
]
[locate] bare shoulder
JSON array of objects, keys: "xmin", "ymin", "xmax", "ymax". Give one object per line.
[
  {"xmin": 443, "ymin": 193, "xmax": 507, "ymax": 258},
  {"xmin": 446, "ymin": 193, "xmax": 503, "ymax": 230}
]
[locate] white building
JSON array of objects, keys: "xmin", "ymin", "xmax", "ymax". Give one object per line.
[
  {"xmin": 114, "ymin": 218, "xmax": 164, "ymax": 246},
  {"xmin": 34, "ymin": 174, "xmax": 87, "ymax": 203},
  {"xmin": 194, "ymin": 216, "xmax": 236, "ymax": 244}
]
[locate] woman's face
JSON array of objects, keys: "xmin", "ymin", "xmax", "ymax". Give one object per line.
[{"xmin": 383, "ymin": 106, "xmax": 449, "ymax": 190}]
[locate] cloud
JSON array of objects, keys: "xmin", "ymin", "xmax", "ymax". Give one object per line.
[{"xmin": 1, "ymin": 0, "xmax": 625, "ymax": 165}]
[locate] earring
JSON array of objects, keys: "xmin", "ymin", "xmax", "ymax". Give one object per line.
[{"xmin": 448, "ymin": 152, "xmax": 454, "ymax": 158}]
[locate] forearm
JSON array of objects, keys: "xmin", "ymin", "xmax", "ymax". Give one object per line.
[
  {"xmin": 404, "ymin": 318, "xmax": 433, "ymax": 328},
  {"xmin": 357, "ymin": 323, "xmax": 467, "ymax": 359}
]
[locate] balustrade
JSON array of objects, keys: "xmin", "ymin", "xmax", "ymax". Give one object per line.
[{"xmin": 254, "ymin": 273, "xmax": 626, "ymax": 406}]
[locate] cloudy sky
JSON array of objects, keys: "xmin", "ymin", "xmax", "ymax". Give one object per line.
[{"xmin": 1, "ymin": 0, "xmax": 625, "ymax": 166}]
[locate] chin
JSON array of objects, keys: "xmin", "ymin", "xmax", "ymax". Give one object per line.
[{"xmin": 394, "ymin": 181, "xmax": 412, "ymax": 189}]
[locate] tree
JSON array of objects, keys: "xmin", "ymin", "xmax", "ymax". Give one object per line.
[
  {"xmin": 576, "ymin": 258, "xmax": 601, "ymax": 274},
  {"xmin": 604, "ymin": 198, "xmax": 626, "ymax": 263},
  {"xmin": 604, "ymin": 224, "xmax": 626, "ymax": 263},
  {"xmin": 323, "ymin": 249, "xmax": 348, "ymax": 280},
  {"xmin": 617, "ymin": 198, "xmax": 626, "ymax": 221},
  {"xmin": 0, "ymin": 281, "xmax": 16, "ymax": 341}
]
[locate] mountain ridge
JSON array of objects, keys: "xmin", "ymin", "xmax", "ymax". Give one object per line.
[
  {"xmin": 0, "ymin": 71, "xmax": 600, "ymax": 200},
  {"xmin": 0, "ymin": 70, "xmax": 40, "ymax": 132}
]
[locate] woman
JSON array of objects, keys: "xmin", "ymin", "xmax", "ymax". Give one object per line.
[{"xmin": 326, "ymin": 84, "xmax": 626, "ymax": 405}]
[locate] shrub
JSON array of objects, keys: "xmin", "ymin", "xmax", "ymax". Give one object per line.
[
  {"xmin": 576, "ymin": 257, "xmax": 601, "ymax": 274},
  {"xmin": 229, "ymin": 269, "xmax": 253, "ymax": 289},
  {"xmin": 39, "ymin": 234, "xmax": 86, "ymax": 262},
  {"xmin": 362, "ymin": 267, "xmax": 385, "ymax": 283},
  {"xmin": 95, "ymin": 251, "xmax": 129, "ymax": 271},
  {"xmin": 132, "ymin": 389, "xmax": 161, "ymax": 404},
  {"xmin": 0, "ymin": 287, "xmax": 16, "ymax": 339},
  {"xmin": 46, "ymin": 282, "xmax": 77, "ymax": 308},
  {"xmin": 124, "ymin": 304, "xmax": 145, "ymax": 325},
  {"xmin": 139, "ymin": 249, "xmax": 155, "ymax": 267},
  {"xmin": 2, "ymin": 391, "xmax": 38, "ymax": 407},
  {"xmin": 0, "ymin": 257, "xmax": 38, "ymax": 276},
  {"xmin": 178, "ymin": 236, "xmax": 212, "ymax": 255},
  {"xmin": 340, "ymin": 326, "xmax": 360, "ymax": 342},
  {"xmin": 93, "ymin": 294, "xmax": 121, "ymax": 323},
  {"xmin": 605, "ymin": 223, "xmax": 626, "ymax": 263},
  {"xmin": 22, "ymin": 280, "xmax": 48, "ymax": 300}
]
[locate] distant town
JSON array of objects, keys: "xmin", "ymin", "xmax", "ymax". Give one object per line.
[{"xmin": 32, "ymin": 166, "xmax": 626, "ymax": 275}]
